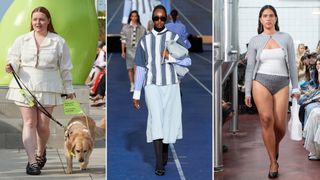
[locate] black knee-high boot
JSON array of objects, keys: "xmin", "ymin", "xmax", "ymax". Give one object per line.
[
  {"xmin": 153, "ymin": 139, "xmax": 165, "ymax": 176},
  {"xmin": 163, "ymin": 143, "xmax": 169, "ymax": 166}
]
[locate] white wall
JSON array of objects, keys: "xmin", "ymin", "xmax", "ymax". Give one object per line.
[{"xmin": 239, "ymin": 0, "xmax": 320, "ymax": 53}]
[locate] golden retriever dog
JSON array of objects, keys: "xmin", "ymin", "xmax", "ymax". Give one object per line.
[{"xmin": 64, "ymin": 116, "xmax": 97, "ymax": 174}]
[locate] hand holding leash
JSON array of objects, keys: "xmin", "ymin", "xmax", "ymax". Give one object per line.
[
  {"xmin": 5, "ymin": 63, "xmax": 13, "ymax": 73},
  {"xmin": 61, "ymin": 93, "xmax": 76, "ymax": 99},
  {"xmin": 66, "ymin": 93, "xmax": 76, "ymax": 99}
]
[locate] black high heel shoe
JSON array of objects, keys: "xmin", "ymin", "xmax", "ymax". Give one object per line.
[
  {"xmin": 155, "ymin": 169, "xmax": 165, "ymax": 176},
  {"xmin": 268, "ymin": 171, "xmax": 278, "ymax": 179},
  {"xmin": 268, "ymin": 171, "xmax": 279, "ymax": 179},
  {"xmin": 268, "ymin": 163, "xmax": 279, "ymax": 179}
]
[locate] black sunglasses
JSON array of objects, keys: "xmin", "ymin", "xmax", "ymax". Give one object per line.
[{"xmin": 152, "ymin": 16, "xmax": 167, "ymax": 22}]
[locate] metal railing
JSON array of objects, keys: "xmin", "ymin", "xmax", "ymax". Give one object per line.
[{"xmin": 214, "ymin": 0, "xmax": 239, "ymax": 172}]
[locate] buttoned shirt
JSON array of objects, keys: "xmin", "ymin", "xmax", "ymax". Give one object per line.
[
  {"xmin": 120, "ymin": 23, "xmax": 146, "ymax": 48},
  {"xmin": 166, "ymin": 20, "xmax": 191, "ymax": 49}
]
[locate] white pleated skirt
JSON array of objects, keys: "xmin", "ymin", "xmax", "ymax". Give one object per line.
[
  {"xmin": 6, "ymin": 88, "xmax": 63, "ymax": 107},
  {"xmin": 144, "ymin": 84, "xmax": 182, "ymax": 144}
]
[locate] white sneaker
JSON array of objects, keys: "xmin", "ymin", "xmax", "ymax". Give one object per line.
[
  {"xmin": 130, "ymin": 83, "xmax": 134, "ymax": 92},
  {"xmin": 308, "ymin": 152, "xmax": 320, "ymax": 161}
]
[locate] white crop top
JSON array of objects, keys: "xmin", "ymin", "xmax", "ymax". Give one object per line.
[{"xmin": 257, "ymin": 48, "xmax": 288, "ymax": 77}]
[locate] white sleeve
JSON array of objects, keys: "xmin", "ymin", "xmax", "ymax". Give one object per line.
[
  {"xmin": 59, "ymin": 41, "xmax": 74, "ymax": 94},
  {"xmin": 133, "ymin": 66, "xmax": 146, "ymax": 100},
  {"xmin": 7, "ymin": 37, "xmax": 23, "ymax": 72},
  {"xmin": 95, "ymin": 50, "xmax": 106, "ymax": 68}
]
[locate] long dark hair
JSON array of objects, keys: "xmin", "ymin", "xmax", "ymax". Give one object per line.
[
  {"xmin": 257, "ymin": 5, "xmax": 279, "ymax": 34},
  {"xmin": 30, "ymin": 6, "xmax": 56, "ymax": 33},
  {"xmin": 127, "ymin": 10, "xmax": 141, "ymax": 25},
  {"xmin": 313, "ymin": 58, "xmax": 320, "ymax": 88}
]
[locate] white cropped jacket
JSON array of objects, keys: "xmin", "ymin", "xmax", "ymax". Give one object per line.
[{"xmin": 8, "ymin": 31, "xmax": 74, "ymax": 94}]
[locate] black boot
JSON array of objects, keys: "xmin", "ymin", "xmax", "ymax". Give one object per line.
[
  {"xmin": 153, "ymin": 139, "xmax": 165, "ymax": 176},
  {"xmin": 163, "ymin": 143, "xmax": 169, "ymax": 166}
]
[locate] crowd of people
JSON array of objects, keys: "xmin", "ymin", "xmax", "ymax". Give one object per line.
[
  {"xmin": 86, "ymin": 41, "xmax": 106, "ymax": 107},
  {"xmin": 293, "ymin": 41, "xmax": 320, "ymax": 160}
]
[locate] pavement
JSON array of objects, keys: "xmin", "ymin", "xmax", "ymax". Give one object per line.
[{"xmin": 0, "ymin": 86, "xmax": 106, "ymax": 180}]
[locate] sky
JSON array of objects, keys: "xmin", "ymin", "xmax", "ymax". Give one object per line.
[
  {"xmin": 97, "ymin": 0, "xmax": 106, "ymax": 11},
  {"xmin": 0, "ymin": 0, "xmax": 13, "ymax": 20}
]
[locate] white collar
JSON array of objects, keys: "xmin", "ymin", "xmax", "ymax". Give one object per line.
[
  {"xmin": 23, "ymin": 30, "xmax": 57, "ymax": 47},
  {"xmin": 151, "ymin": 27, "xmax": 168, "ymax": 36},
  {"xmin": 129, "ymin": 22, "xmax": 138, "ymax": 27}
]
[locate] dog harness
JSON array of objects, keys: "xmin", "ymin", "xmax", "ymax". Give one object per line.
[
  {"xmin": 65, "ymin": 121, "xmax": 90, "ymax": 139},
  {"xmin": 65, "ymin": 121, "xmax": 90, "ymax": 157}
]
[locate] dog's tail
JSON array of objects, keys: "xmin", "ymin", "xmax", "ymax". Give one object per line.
[{"xmin": 95, "ymin": 117, "xmax": 106, "ymax": 140}]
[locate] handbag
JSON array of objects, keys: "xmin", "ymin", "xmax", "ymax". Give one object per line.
[
  {"xmin": 164, "ymin": 40, "xmax": 189, "ymax": 77},
  {"xmin": 288, "ymin": 98, "xmax": 303, "ymax": 141},
  {"xmin": 166, "ymin": 40, "xmax": 189, "ymax": 59},
  {"xmin": 173, "ymin": 64, "xmax": 189, "ymax": 77}
]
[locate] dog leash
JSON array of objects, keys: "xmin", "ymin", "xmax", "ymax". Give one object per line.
[{"xmin": 10, "ymin": 65, "xmax": 65, "ymax": 128}]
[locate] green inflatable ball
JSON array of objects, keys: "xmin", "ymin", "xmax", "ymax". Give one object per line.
[{"xmin": 0, "ymin": 0, "xmax": 99, "ymax": 85}]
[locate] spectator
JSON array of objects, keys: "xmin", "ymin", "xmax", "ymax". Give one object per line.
[
  {"xmin": 296, "ymin": 43, "xmax": 306, "ymax": 81},
  {"xmin": 85, "ymin": 41, "xmax": 105, "ymax": 86}
]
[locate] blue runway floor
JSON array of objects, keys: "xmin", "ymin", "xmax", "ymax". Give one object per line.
[{"xmin": 107, "ymin": 1, "xmax": 212, "ymax": 179}]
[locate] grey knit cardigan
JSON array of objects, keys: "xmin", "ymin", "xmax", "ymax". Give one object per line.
[{"xmin": 244, "ymin": 31, "xmax": 300, "ymax": 97}]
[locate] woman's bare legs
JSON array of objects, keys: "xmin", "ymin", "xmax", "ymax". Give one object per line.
[
  {"xmin": 19, "ymin": 106, "xmax": 38, "ymax": 164},
  {"xmin": 36, "ymin": 107, "xmax": 53, "ymax": 157},
  {"xmin": 252, "ymin": 81, "xmax": 278, "ymax": 172},
  {"xmin": 273, "ymin": 86, "xmax": 289, "ymax": 159}
]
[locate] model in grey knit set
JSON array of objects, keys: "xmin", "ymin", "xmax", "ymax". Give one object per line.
[{"xmin": 244, "ymin": 31, "xmax": 299, "ymax": 97}]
